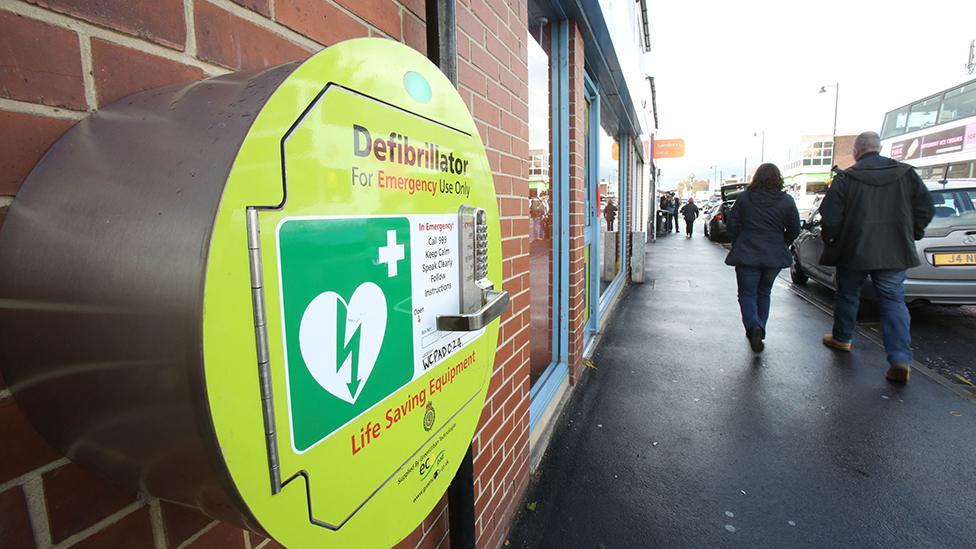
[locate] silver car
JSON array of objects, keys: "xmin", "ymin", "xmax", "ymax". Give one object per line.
[{"xmin": 790, "ymin": 179, "xmax": 976, "ymax": 306}]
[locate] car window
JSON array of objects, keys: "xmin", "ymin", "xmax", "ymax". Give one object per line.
[{"xmin": 928, "ymin": 188, "xmax": 976, "ymax": 230}]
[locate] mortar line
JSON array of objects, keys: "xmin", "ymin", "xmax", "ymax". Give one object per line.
[
  {"xmin": 78, "ymin": 32, "xmax": 97, "ymax": 111},
  {"xmin": 52, "ymin": 501, "xmax": 144, "ymax": 548},
  {"xmin": 148, "ymin": 498, "xmax": 169, "ymax": 549},
  {"xmin": 205, "ymin": 0, "xmax": 323, "ymax": 51},
  {"xmin": 2, "ymin": 2, "xmax": 230, "ymax": 76},
  {"xmin": 174, "ymin": 520, "xmax": 218, "ymax": 549},
  {"xmin": 0, "ymin": 97, "xmax": 87, "ymax": 121},
  {"xmin": 0, "ymin": 458, "xmax": 71, "ymax": 494},
  {"xmin": 184, "ymin": 0, "xmax": 197, "ymax": 57},
  {"xmin": 23, "ymin": 477, "xmax": 52, "ymax": 548}
]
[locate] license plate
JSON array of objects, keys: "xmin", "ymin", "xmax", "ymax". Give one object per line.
[{"xmin": 933, "ymin": 252, "xmax": 976, "ymax": 266}]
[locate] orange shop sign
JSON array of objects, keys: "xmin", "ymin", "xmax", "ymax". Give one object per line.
[{"xmin": 653, "ymin": 139, "xmax": 685, "ymax": 158}]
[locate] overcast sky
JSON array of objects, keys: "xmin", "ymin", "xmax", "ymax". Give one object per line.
[{"xmin": 646, "ymin": 0, "xmax": 976, "ymax": 189}]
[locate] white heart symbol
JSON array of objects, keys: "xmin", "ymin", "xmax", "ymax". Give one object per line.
[{"xmin": 298, "ymin": 282, "xmax": 387, "ymax": 404}]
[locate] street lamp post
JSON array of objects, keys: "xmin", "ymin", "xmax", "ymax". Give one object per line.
[{"xmin": 819, "ymin": 83, "xmax": 840, "ymax": 164}]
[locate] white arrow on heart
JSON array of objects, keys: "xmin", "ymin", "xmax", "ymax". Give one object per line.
[{"xmin": 298, "ymin": 282, "xmax": 387, "ymax": 404}]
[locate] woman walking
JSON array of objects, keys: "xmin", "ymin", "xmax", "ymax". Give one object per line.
[
  {"xmin": 679, "ymin": 197, "xmax": 699, "ymax": 238},
  {"xmin": 725, "ymin": 163, "xmax": 801, "ymax": 352}
]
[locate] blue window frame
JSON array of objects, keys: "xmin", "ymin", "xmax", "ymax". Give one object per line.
[{"xmin": 529, "ymin": 19, "xmax": 570, "ymax": 432}]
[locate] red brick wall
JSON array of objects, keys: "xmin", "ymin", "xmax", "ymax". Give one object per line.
[
  {"xmin": 0, "ymin": 0, "xmax": 530, "ymax": 547},
  {"xmin": 833, "ymin": 135, "xmax": 856, "ymax": 169},
  {"xmin": 566, "ymin": 22, "xmax": 588, "ymax": 382},
  {"xmin": 457, "ymin": 1, "xmax": 532, "ymax": 547}
]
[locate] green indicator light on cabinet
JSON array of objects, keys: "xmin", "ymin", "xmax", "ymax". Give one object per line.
[{"xmin": 403, "ymin": 71, "xmax": 432, "ymax": 103}]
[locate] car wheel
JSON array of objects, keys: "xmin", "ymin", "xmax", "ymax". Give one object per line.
[{"xmin": 790, "ymin": 252, "xmax": 808, "ymax": 285}]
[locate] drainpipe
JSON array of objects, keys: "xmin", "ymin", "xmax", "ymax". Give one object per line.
[
  {"xmin": 426, "ymin": 0, "xmax": 457, "ymax": 86},
  {"xmin": 426, "ymin": 4, "xmax": 474, "ymax": 548}
]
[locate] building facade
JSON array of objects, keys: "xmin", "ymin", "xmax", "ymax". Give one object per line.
[{"xmin": 0, "ymin": 1, "xmax": 652, "ymax": 547}]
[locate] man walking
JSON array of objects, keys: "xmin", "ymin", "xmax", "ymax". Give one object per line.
[
  {"xmin": 679, "ymin": 197, "xmax": 700, "ymax": 238},
  {"xmin": 603, "ymin": 198, "xmax": 618, "ymax": 232},
  {"xmin": 672, "ymin": 193, "xmax": 681, "ymax": 233},
  {"xmin": 818, "ymin": 131, "xmax": 934, "ymax": 383}
]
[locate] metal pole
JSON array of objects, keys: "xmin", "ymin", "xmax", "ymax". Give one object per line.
[
  {"xmin": 761, "ymin": 131, "xmax": 765, "ymax": 163},
  {"xmin": 426, "ymin": 0, "xmax": 457, "ymax": 86},
  {"xmin": 832, "ymin": 82, "xmax": 839, "ymax": 138},
  {"xmin": 427, "ymin": 2, "xmax": 473, "ymax": 547},
  {"xmin": 743, "ymin": 158, "xmax": 747, "ymax": 182}
]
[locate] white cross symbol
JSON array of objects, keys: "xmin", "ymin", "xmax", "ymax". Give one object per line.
[{"xmin": 377, "ymin": 229, "xmax": 405, "ymax": 277}]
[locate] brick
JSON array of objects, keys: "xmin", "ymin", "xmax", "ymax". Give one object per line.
[
  {"xmin": 398, "ymin": 0, "xmax": 425, "ymax": 19},
  {"xmin": 91, "ymin": 39, "xmax": 205, "ymax": 108},
  {"xmin": 71, "ymin": 507, "xmax": 154, "ymax": 549},
  {"xmin": 196, "ymin": 1, "xmax": 312, "ymax": 71},
  {"xmin": 0, "ymin": 12, "xmax": 85, "ymax": 109},
  {"xmin": 0, "ymin": 398, "xmax": 61, "ymax": 484},
  {"xmin": 456, "ymin": 4, "xmax": 483, "ymax": 41},
  {"xmin": 333, "ymin": 0, "xmax": 401, "ymax": 39},
  {"xmin": 275, "ymin": 0, "xmax": 369, "ymax": 46},
  {"xmin": 458, "ymin": 59, "xmax": 487, "ymax": 97},
  {"xmin": 484, "ymin": 31, "xmax": 509, "ymax": 65},
  {"xmin": 43, "ymin": 462, "xmax": 137, "ymax": 543},
  {"xmin": 0, "ymin": 486, "xmax": 34, "ymax": 549},
  {"xmin": 402, "ymin": 12, "xmax": 426, "ymax": 55},
  {"xmin": 469, "ymin": 0, "xmax": 499, "ymax": 34},
  {"xmin": 0, "ymin": 111, "xmax": 76, "ymax": 195},
  {"xmin": 472, "ymin": 95, "xmax": 500, "ymax": 127},
  {"xmin": 392, "ymin": 521, "xmax": 423, "ymax": 548},
  {"xmin": 470, "ymin": 44, "xmax": 499, "ymax": 80},
  {"xmin": 161, "ymin": 501, "xmax": 213, "ymax": 548},
  {"xmin": 230, "ymin": 0, "xmax": 271, "ymax": 17},
  {"xmin": 184, "ymin": 522, "xmax": 246, "ymax": 548},
  {"xmin": 28, "ymin": 0, "xmax": 186, "ymax": 50},
  {"xmin": 419, "ymin": 507, "xmax": 448, "ymax": 548}
]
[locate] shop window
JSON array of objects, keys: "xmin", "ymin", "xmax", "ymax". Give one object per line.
[
  {"xmin": 527, "ymin": 29, "xmax": 552, "ymax": 386},
  {"xmin": 598, "ymin": 128, "xmax": 620, "ymax": 295}
]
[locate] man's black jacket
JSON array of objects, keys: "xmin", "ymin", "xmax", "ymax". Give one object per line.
[{"xmin": 818, "ymin": 152, "xmax": 934, "ymax": 270}]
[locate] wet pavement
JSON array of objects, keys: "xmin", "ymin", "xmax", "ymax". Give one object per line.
[
  {"xmin": 507, "ymin": 232, "xmax": 976, "ymax": 548},
  {"xmin": 782, "ymin": 268, "xmax": 976, "ymax": 389}
]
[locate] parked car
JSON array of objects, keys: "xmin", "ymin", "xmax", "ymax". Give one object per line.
[
  {"xmin": 707, "ymin": 182, "xmax": 748, "ymax": 243},
  {"xmin": 789, "ymin": 179, "xmax": 976, "ymax": 306},
  {"xmin": 702, "ymin": 202, "xmax": 720, "ymax": 238}
]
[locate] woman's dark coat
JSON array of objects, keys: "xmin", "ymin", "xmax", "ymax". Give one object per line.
[{"xmin": 724, "ymin": 189, "xmax": 801, "ymax": 268}]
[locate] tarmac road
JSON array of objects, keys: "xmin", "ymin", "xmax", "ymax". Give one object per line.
[
  {"xmin": 507, "ymin": 233, "xmax": 976, "ymax": 548},
  {"xmin": 775, "ymin": 254, "xmax": 976, "ymax": 391}
]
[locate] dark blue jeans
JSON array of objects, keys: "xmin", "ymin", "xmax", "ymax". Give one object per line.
[
  {"xmin": 832, "ymin": 268, "xmax": 912, "ymax": 364},
  {"xmin": 735, "ymin": 267, "xmax": 781, "ymax": 333}
]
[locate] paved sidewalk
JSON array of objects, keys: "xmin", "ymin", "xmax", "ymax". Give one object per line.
[{"xmin": 508, "ymin": 233, "xmax": 976, "ymax": 548}]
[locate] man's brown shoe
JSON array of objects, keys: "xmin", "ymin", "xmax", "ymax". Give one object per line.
[
  {"xmin": 822, "ymin": 334, "xmax": 852, "ymax": 352},
  {"xmin": 885, "ymin": 363, "xmax": 911, "ymax": 383}
]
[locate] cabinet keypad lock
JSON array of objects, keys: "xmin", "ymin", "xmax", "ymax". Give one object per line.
[{"xmin": 436, "ymin": 205, "xmax": 509, "ymax": 331}]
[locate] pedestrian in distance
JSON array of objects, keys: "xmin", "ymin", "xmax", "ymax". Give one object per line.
[
  {"xmin": 724, "ymin": 163, "xmax": 801, "ymax": 352},
  {"xmin": 672, "ymin": 193, "xmax": 681, "ymax": 233},
  {"xmin": 679, "ymin": 197, "xmax": 699, "ymax": 238},
  {"xmin": 818, "ymin": 131, "xmax": 934, "ymax": 383},
  {"xmin": 659, "ymin": 193, "xmax": 670, "ymax": 232},
  {"xmin": 603, "ymin": 198, "xmax": 618, "ymax": 232}
]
